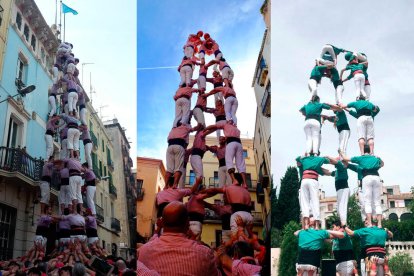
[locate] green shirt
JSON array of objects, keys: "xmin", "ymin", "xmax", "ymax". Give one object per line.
[
  {"xmin": 310, "ymin": 65, "xmax": 328, "ymax": 81},
  {"xmin": 347, "ymin": 163, "xmax": 362, "ymax": 181},
  {"xmin": 350, "ymin": 155, "xmax": 382, "ymax": 171},
  {"xmin": 334, "ymin": 161, "xmax": 348, "ymax": 181},
  {"xmin": 331, "ymin": 45, "xmax": 346, "ymax": 55},
  {"xmin": 333, "ymin": 232, "xmax": 353, "ymax": 251},
  {"xmin": 300, "ymin": 102, "xmax": 331, "ymax": 123},
  {"xmin": 349, "ymin": 105, "xmax": 380, "ymax": 119},
  {"xmin": 345, "ymin": 63, "xmax": 367, "ymax": 80},
  {"xmin": 296, "ymin": 156, "xmax": 329, "ymax": 176},
  {"xmin": 298, "ymin": 229, "xmax": 330, "ymax": 250},
  {"xmin": 335, "ymin": 110, "xmax": 348, "ymax": 126},
  {"xmin": 347, "ymin": 100, "xmax": 376, "ymax": 112},
  {"xmin": 354, "ymin": 227, "xmax": 387, "ymax": 247}
]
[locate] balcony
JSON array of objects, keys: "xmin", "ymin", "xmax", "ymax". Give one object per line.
[
  {"xmin": 260, "ymin": 174, "xmax": 270, "ymax": 189},
  {"xmin": 128, "ymin": 157, "xmax": 133, "ymax": 167},
  {"xmin": 90, "ymin": 131, "xmax": 98, "ymax": 151},
  {"xmin": 109, "ymin": 183, "xmax": 117, "ymax": 198},
  {"xmin": 111, "ymin": 217, "xmax": 121, "ymax": 232},
  {"xmin": 92, "ymin": 163, "xmax": 101, "ymax": 179},
  {"xmin": 0, "ymin": 146, "xmax": 43, "ymax": 181},
  {"xmin": 184, "ymin": 176, "xmax": 205, "ymax": 187},
  {"xmin": 256, "ymin": 182, "xmax": 265, "ymax": 204},
  {"xmin": 107, "ymin": 158, "xmax": 114, "ymax": 172},
  {"xmin": 96, "ymin": 205, "xmax": 104, "ymax": 223},
  {"xmin": 246, "ymin": 179, "xmax": 258, "ymax": 191},
  {"xmin": 261, "ymin": 83, "xmax": 271, "ymax": 117},
  {"xmin": 208, "ymin": 177, "xmax": 220, "ymax": 188}
]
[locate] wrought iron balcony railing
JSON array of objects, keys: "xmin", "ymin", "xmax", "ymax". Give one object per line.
[
  {"xmin": 0, "ymin": 147, "xmax": 43, "ymax": 181},
  {"xmin": 111, "ymin": 217, "xmax": 121, "ymax": 232}
]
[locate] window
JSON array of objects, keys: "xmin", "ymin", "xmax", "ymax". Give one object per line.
[
  {"xmin": 102, "ymin": 140, "xmax": 105, "ymax": 152},
  {"xmin": 215, "ymin": 230, "xmax": 222, "ymax": 249},
  {"xmin": 99, "ymin": 161, "xmax": 103, "ymax": 176},
  {"xmin": 246, "ymin": 173, "xmax": 252, "ymax": 188},
  {"xmin": 387, "ymin": 189, "xmax": 394, "ymax": 195},
  {"xmin": 16, "ymin": 12, "xmax": 22, "ymax": 30},
  {"xmin": 100, "ymin": 193, "xmax": 103, "ymax": 208},
  {"xmin": 23, "ymin": 24, "xmax": 29, "ymax": 41},
  {"xmin": 328, "ymin": 204, "xmax": 333, "ymax": 211},
  {"xmin": 0, "ymin": 5, "xmax": 4, "ymax": 26},
  {"xmin": 102, "ymin": 240, "xmax": 106, "ymax": 251},
  {"xmin": 89, "ymin": 121, "xmax": 93, "ymax": 131},
  {"xmin": 261, "ymin": 81, "xmax": 271, "ymax": 117},
  {"xmin": 110, "ymin": 202, "xmax": 114, "ymax": 217},
  {"xmin": 17, "ymin": 56, "xmax": 28, "ymax": 86},
  {"xmin": 137, "ymin": 179, "xmax": 143, "ymax": 194},
  {"xmin": 189, "ymin": 170, "xmax": 195, "ymax": 185},
  {"xmin": 390, "ymin": 201, "xmax": 395, "ymax": 208},
  {"xmin": 6, "ymin": 116, "xmax": 22, "ymax": 148},
  {"xmin": 256, "ymin": 56, "xmax": 267, "ymax": 85},
  {"xmin": 30, "ymin": 35, "xmax": 36, "ymax": 51},
  {"xmin": 104, "ymin": 166, "xmax": 107, "ymax": 177},
  {"xmin": 0, "ymin": 203, "xmax": 17, "ymax": 261},
  {"xmin": 404, "ymin": 199, "xmax": 412, "ymax": 207},
  {"xmin": 243, "ymin": 150, "xmax": 248, "ymax": 158},
  {"xmin": 213, "ymin": 171, "xmax": 219, "ymax": 186},
  {"xmin": 40, "ymin": 48, "xmax": 45, "ymax": 64}
]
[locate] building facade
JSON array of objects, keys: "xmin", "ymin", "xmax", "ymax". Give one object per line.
[
  {"xmin": 252, "ymin": 0, "xmax": 272, "ymax": 241},
  {"xmin": 104, "ymin": 118, "xmax": 136, "ymax": 258},
  {"xmin": 0, "ymin": 0, "xmax": 59, "ymax": 260},
  {"xmin": 136, "ymin": 157, "xmax": 166, "ymax": 242},
  {"xmin": 86, "ymin": 103, "xmax": 120, "ymax": 255}
]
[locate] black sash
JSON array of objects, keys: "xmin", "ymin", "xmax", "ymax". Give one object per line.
[
  {"xmin": 61, "ymin": 178, "xmax": 69, "ymax": 186},
  {"xmin": 67, "ymin": 123, "xmax": 78, "ymax": 129},
  {"xmin": 333, "ymin": 249, "xmax": 354, "ymax": 264},
  {"xmin": 362, "ymin": 169, "xmax": 379, "ymax": 177},
  {"xmin": 188, "ymin": 212, "xmax": 204, "ymax": 223},
  {"xmin": 59, "ymin": 229, "xmax": 71, "ymax": 239},
  {"xmin": 192, "ymin": 148, "xmax": 205, "ymax": 158},
  {"xmin": 168, "ymin": 138, "xmax": 186, "ymax": 148},
  {"xmin": 218, "ymin": 158, "xmax": 226, "ymax": 167},
  {"xmin": 231, "ymin": 204, "xmax": 251, "ymax": 213},
  {"xmin": 41, "ymin": 176, "xmax": 51, "ymax": 183},
  {"xmin": 35, "ymin": 226, "xmax": 49, "ymax": 237},
  {"xmin": 216, "ymin": 115, "xmax": 226, "ymax": 122},
  {"xmin": 86, "ymin": 228, "xmax": 98, "ymax": 238},
  {"xmin": 305, "ymin": 114, "xmax": 320, "ymax": 121},
  {"xmin": 357, "ymin": 109, "xmax": 372, "ymax": 117},
  {"xmin": 83, "ymin": 139, "xmax": 92, "ymax": 145},
  {"xmin": 85, "ymin": 180, "xmax": 96, "ymax": 187},
  {"xmin": 335, "ymin": 179, "xmax": 349, "ymax": 191},
  {"xmin": 45, "ymin": 129, "xmax": 55, "ymax": 136},
  {"xmin": 226, "ymin": 137, "xmax": 241, "ymax": 145},
  {"xmin": 297, "ymin": 248, "xmax": 321, "ymax": 267},
  {"xmin": 69, "ymin": 169, "xmax": 81, "ymax": 176},
  {"xmin": 70, "ymin": 226, "xmax": 86, "ymax": 236},
  {"xmin": 337, "ymin": 123, "xmax": 350, "ymax": 133}
]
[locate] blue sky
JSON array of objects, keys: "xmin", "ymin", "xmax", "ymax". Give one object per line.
[
  {"xmin": 36, "ymin": 0, "xmax": 137, "ymax": 167},
  {"xmin": 272, "ymin": 0, "xmax": 414, "ymax": 196},
  {"xmin": 137, "ymin": 0, "xmax": 266, "ymax": 160}
]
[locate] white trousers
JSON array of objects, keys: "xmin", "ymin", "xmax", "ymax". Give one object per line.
[
  {"xmin": 179, "ymin": 66, "xmax": 193, "ymax": 86},
  {"xmin": 45, "ymin": 134, "xmax": 54, "ymax": 159},
  {"xmin": 184, "ymin": 46, "xmax": 194, "ymax": 59},
  {"xmin": 88, "ymin": 237, "xmax": 99, "ymax": 245},
  {"xmin": 60, "ymin": 139, "xmax": 68, "ymax": 159},
  {"xmin": 166, "ymin": 145, "xmax": 185, "ymax": 173},
  {"xmin": 34, "ymin": 236, "xmax": 47, "ymax": 248},
  {"xmin": 173, "ymin": 97, "xmax": 191, "ymax": 127},
  {"xmin": 67, "ymin": 128, "xmax": 80, "ymax": 151},
  {"xmin": 338, "ymin": 130, "xmax": 350, "ymax": 154},
  {"xmin": 304, "ymin": 119, "xmax": 321, "ymax": 155},
  {"xmin": 68, "ymin": 91, "xmax": 78, "ymax": 112},
  {"xmin": 69, "ymin": 175, "xmax": 83, "ymax": 202},
  {"xmin": 353, "ymin": 73, "xmax": 366, "ymax": 98},
  {"xmin": 190, "ymin": 155, "xmax": 203, "ymax": 177},
  {"xmin": 192, "ymin": 107, "xmax": 205, "ymax": 127},
  {"xmin": 299, "ymin": 179, "xmax": 320, "ymax": 220},
  {"xmin": 225, "ymin": 141, "xmax": 246, "ymax": 173},
  {"xmin": 362, "ymin": 175, "xmax": 382, "ymax": 215},
  {"xmin": 59, "ymin": 185, "xmax": 71, "ymax": 206},
  {"xmin": 64, "ymin": 103, "xmax": 69, "ymax": 115},
  {"xmin": 79, "ymin": 107, "xmax": 87, "ymax": 125},
  {"xmin": 40, "ymin": 181, "xmax": 50, "ymax": 204},
  {"xmin": 214, "ymin": 92, "xmax": 224, "ymax": 104},
  {"xmin": 337, "ymin": 188, "xmax": 350, "ymax": 225},
  {"xmin": 197, "ymin": 75, "xmax": 206, "ymax": 91},
  {"xmin": 224, "ymin": 96, "xmax": 238, "ymax": 125},
  {"xmin": 216, "ymin": 119, "xmax": 226, "ymax": 140},
  {"xmin": 308, "ymin": 79, "xmax": 319, "ymax": 97},
  {"xmin": 336, "ymin": 260, "xmax": 355, "ymax": 275},
  {"xmin": 365, "ymin": 84, "xmax": 371, "ymax": 100},
  {"xmin": 230, "ymin": 211, "xmax": 253, "ymax": 235},
  {"xmin": 48, "ymin": 95, "xmax": 57, "ymax": 116},
  {"xmin": 357, "ymin": 116, "xmax": 374, "ymax": 141},
  {"xmin": 335, "ymin": 85, "xmax": 344, "ymax": 104},
  {"xmin": 358, "ymin": 187, "xmax": 376, "ymax": 221},
  {"xmin": 319, "ymin": 44, "xmax": 336, "ymax": 65},
  {"xmin": 84, "ymin": 142, "xmax": 93, "ymax": 169},
  {"xmin": 221, "ymin": 67, "xmax": 234, "ymax": 81},
  {"xmin": 66, "ymin": 63, "xmax": 76, "ymax": 75},
  {"xmin": 52, "ymin": 66, "xmax": 59, "ymax": 84},
  {"xmin": 218, "ymin": 166, "xmax": 231, "ymax": 187},
  {"xmin": 178, "ymin": 166, "xmax": 186, "ymax": 188},
  {"xmin": 86, "ymin": 186, "xmax": 96, "ymax": 215}
]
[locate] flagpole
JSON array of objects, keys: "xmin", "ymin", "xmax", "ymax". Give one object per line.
[
  {"xmin": 54, "ymin": 0, "xmax": 57, "ymax": 27},
  {"xmin": 59, "ymin": 0, "xmax": 62, "ymax": 40},
  {"xmin": 63, "ymin": 13, "xmax": 66, "ymax": 42}
]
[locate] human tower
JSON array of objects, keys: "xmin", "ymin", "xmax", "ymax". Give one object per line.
[
  {"xmin": 23, "ymin": 41, "xmax": 107, "ymax": 264},
  {"xmin": 294, "ymin": 44, "xmax": 392, "ymax": 275},
  {"xmin": 142, "ymin": 31, "xmax": 265, "ymax": 273}
]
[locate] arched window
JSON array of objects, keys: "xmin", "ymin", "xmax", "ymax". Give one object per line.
[
  {"xmin": 388, "ymin": 213, "xmax": 398, "ymax": 221},
  {"xmin": 400, "ymin": 213, "xmax": 413, "ymax": 221}
]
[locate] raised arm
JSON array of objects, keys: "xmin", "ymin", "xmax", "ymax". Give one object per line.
[
  {"xmin": 325, "ymin": 156, "xmax": 339, "ymax": 165},
  {"xmin": 203, "ymin": 124, "xmax": 219, "ymax": 136},
  {"xmin": 327, "ymin": 230, "xmax": 345, "ymax": 239},
  {"xmin": 344, "ymin": 226, "xmax": 355, "ymax": 237}
]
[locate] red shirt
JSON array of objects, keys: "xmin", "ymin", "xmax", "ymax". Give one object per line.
[
  {"xmin": 220, "ymin": 87, "xmax": 236, "ymax": 98},
  {"xmin": 195, "ymin": 93, "xmax": 207, "ymax": 109},
  {"xmin": 156, "ymin": 188, "xmax": 192, "ymax": 205},
  {"xmin": 192, "ymin": 131, "xmax": 206, "ymax": 151},
  {"xmin": 215, "ymin": 121, "xmax": 240, "ymax": 138},
  {"xmin": 167, "ymin": 125, "xmax": 192, "ymax": 142},
  {"xmin": 224, "ymin": 185, "xmax": 251, "ymax": 206},
  {"xmin": 138, "ymin": 233, "xmax": 221, "ymax": 276},
  {"xmin": 187, "ymin": 194, "xmax": 207, "ymax": 215},
  {"xmin": 232, "ymin": 259, "xmax": 262, "ymax": 276},
  {"xmin": 174, "ymin": 87, "xmax": 193, "ymax": 100}
]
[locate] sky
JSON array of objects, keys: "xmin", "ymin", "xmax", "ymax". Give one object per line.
[
  {"xmin": 137, "ymin": 0, "xmax": 266, "ymax": 162},
  {"xmin": 272, "ymin": 0, "xmax": 414, "ymax": 196},
  {"xmin": 35, "ymin": 0, "xmax": 137, "ymax": 167}
]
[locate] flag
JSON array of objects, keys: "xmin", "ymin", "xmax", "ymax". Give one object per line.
[{"xmin": 62, "ymin": 3, "xmax": 78, "ymax": 15}]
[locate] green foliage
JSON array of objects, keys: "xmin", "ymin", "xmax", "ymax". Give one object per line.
[
  {"xmin": 389, "ymin": 252, "xmax": 414, "ymax": 276},
  {"xmin": 270, "ymin": 187, "xmax": 277, "ymax": 228},
  {"xmin": 273, "ymin": 167, "xmax": 301, "ymax": 229},
  {"xmin": 278, "ymin": 221, "xmax": 301, "ymax": 276},
  {"xmin": 270, "ymin": 227, "xmax": 283, "ymax": 248},
  {"xmin": 325, "ymin": 212, "xmax": 340, "ymax": 229},
  {"xmin": 346, "ymin": 194, "xmax": 364, "ymax": 262},
  {"xmin": 410, "ymin": 186, "xmax": 414, "ymax": 214},
  {"xmin": 383, "ymin": 220, "xmax": 414, "ymax": 241}
]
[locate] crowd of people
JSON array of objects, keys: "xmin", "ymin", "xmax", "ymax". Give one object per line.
[
  {"xmin": 0, "ymin": 42, "xmax": 139, "ymax": 275},
  {"xmin": 295, "ymin": 44, "xmax": 392, "ymax": 275},
  {"xmin": 137, "ymin": 31, "xmax": 268, "ymax": 275}
]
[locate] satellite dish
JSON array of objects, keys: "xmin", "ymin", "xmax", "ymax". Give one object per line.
[{"xmin": 19, "ymin": 85, "xmax": 36, "ymax": 95}]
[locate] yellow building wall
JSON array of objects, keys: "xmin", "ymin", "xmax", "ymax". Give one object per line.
[
  {"xmin": 184, "ymin": 136, "xmax": 264, "ymax": 247},
  {"xmin": 0, "ymin": 0, "xmax": 13, "ymax": 79},
  {"xmin": 136, "ymin": 157, "xmax": 165, "ymax": 239}
]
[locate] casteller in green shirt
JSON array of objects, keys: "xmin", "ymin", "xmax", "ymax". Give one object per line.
[
  {"xmin": 298, "ymin": 229, "xmax": 330, "ymax": 250},
  {"xmin": 296, "ymin": 156, "xmax": 329, "ymax": 176},
  {"xmin": 299, "ymin": 102, "xmax": 331, "ymax": 123},
  {"xmin": 353, "ymin": 226, "xmax": 387, "ymax": 248},
  {"xmin": 350, "ymin": 155, "xmax": 382, "ymax": 171},
  {"xmin": 333, "ymin": 232, "xmax": 353, "ymax": 251}
]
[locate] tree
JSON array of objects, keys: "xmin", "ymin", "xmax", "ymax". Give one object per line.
[
  {"xmin": 278, "ymin": 221, "xmax": 301, "ymax": 276},
  {"xmin": 346, "ymin": 194, "xmax": 364, "ymax": 263},
  {"xmin": 273, "ymin": 167, "xmax": 300, "ymax": 229},
  {"xmin": 270, "ymin": 187, "xmax": 278, "ymax": 228},
  {"xmin": 270, "ymin": 227, "xmax": 283, "ymax": 248},
  {"xmin": 388, "ymin": 252, "xmax": 414, "ymax": 276},
  {"xmin": 325, "ymin": 212, "xmax": 340, "ymax": 229}
]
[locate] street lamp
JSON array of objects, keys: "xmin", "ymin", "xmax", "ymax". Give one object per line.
[
  {"xmin": 0, "ymin": 79, "xmax": 36, "ymax": 104},
  {"xmin": 81, "ymin": 62, "xmax": 94, "ymax": 85}
]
